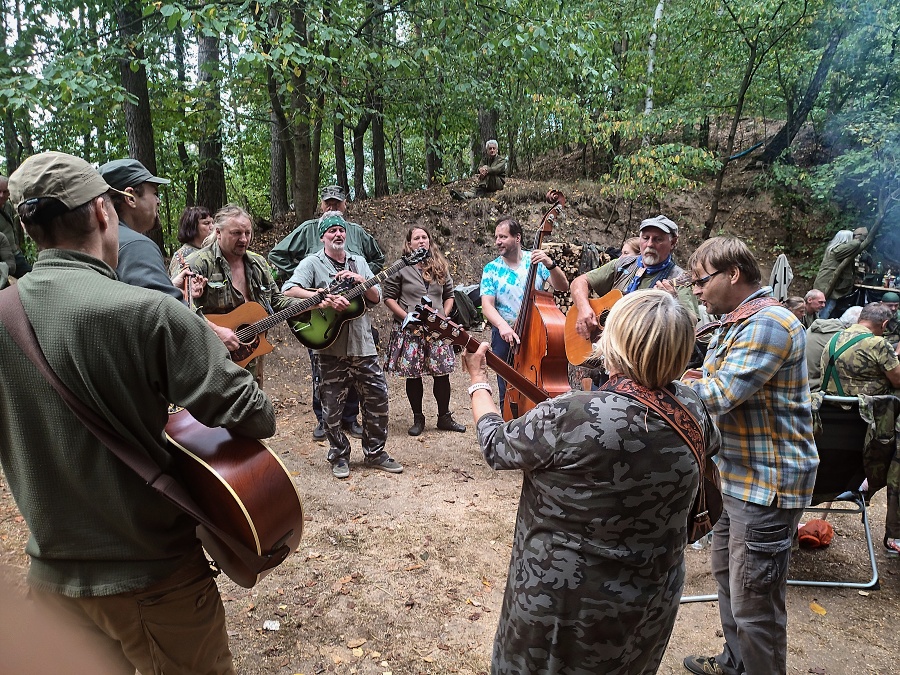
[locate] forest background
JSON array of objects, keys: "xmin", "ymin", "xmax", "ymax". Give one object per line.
[{"xmin": 1, "ymin": 0, "xmax": 898, "ymax": 272}]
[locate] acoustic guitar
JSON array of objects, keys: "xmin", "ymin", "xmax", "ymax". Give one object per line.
[
  {"xmin": 205, "ymin": 248, "xmax": 429, "ymax": 366},
  {"xmin": 563, "ymin": 290, "xmax": 623, "ymax": 365},
  {"xmin": 165, "ymin": 408, "xmax": 305, "ymax": 588},
  {"xmin": 405, "ymin": 305, "xmax": 549, "ymax": 406}
]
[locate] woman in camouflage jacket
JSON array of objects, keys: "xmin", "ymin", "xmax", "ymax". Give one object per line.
[{"xmin": 463, "ymin": 291, "xmax": 720, "ymax": 675}]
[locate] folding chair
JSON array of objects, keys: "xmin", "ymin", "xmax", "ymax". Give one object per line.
[
  {"xmin": 786, "ymin": 395, "xmax": 879, "ymax": 590},
  {"xmin": 681, "ymin": 394, "xmax": 878, "ymax": 604}
]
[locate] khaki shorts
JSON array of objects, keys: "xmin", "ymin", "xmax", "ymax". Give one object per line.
[{"xmin": 32, "ymin": 551, "xmax": 235, "ymax": 675}]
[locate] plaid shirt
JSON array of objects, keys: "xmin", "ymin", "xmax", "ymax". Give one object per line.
[{"xmin": 687, "ymin": 287, "xmax": 818, "ymax": 508}]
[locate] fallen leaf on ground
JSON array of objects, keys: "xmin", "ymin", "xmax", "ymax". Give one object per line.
[
  {"xmin": 347, "ymin": 638, "xmax": 367, "ymax": 648},
  {"xmin": 809, "ymin": 601, "xmax": 827, "ymax": 616}
]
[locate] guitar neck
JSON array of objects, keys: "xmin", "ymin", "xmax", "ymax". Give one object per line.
[{"xmin": 234, "ymin": 257, "xmax": 412, "ymax": 341}]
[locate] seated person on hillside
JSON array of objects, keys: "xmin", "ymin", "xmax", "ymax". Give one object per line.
[
  {"xmin": 450, "ymin": 140, "xmax": 507, "ymax": 200},
  {"xmin": 813, "ymin": 227, "xmax": 869, "ymax": 318},
  {"xmin": 0, "ymin": 230, "xmax": 14, "ymax": 289},
  {"xmin": 820, "ymin": 302, "xmax": 900, "ymax": 397},
  {"xmin": 806, "ymin": 306, "xmax": 862, "ymax": 391},
  {"xmin": 881, "ymin": 291, "xmax": 900, "ymax": 347}
]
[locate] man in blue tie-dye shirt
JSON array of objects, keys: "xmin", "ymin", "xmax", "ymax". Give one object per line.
[{"xmin": 480, "ymin": 216, "xmax": 569, "ymax": 410}]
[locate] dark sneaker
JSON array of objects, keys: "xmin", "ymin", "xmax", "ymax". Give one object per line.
[
  {"xmin": 365, "ymin": 453, "xmax": 403, "ymax": 474},
  {"xmin": 683, "ymin": 655, "xmax": 726, "ymax": 675},
  {"xmin": 331, "ymin": 459, "xmax": 350, "ymax": 479},
  {"xmin": 342, "ymin": 420, "xmax": 364, "ymax": 439},
  {"xmin": 313, "ymin": 420, "xmax": 326, "ymax": 440}
]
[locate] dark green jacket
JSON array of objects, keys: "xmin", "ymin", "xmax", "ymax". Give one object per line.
[
  {"xmin": 813, "ymin": 241, "xmax": 863, "ymax": 300},
  {"xmin": 0, "ymin": 250, "xmax": 275, "ymax": 597}
]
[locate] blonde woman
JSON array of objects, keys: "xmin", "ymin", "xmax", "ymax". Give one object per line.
[
  {"xmin": 463, "ymin": 290, "xmax": 720, "ymax": 675},
  {"xmin": 383, "ymin": 227, "xmax": 466, "ymax": 435}
]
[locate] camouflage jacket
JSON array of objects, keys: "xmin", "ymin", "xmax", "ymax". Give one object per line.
[
  {"xmin": 476, "ymin": 382, "xmax": 720, "ymax": 675},
  {"xmin": 186, "ymin": 242, "xmax": 293, "ymax": 316},
  {"xmin": 820, "ymin": 324, "xmax": 899, "ymax": 397}
]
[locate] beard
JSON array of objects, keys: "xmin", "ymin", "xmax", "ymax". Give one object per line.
[{"xmin": 642, "ymin": 249, "xmax": 660, "ymax": 266}]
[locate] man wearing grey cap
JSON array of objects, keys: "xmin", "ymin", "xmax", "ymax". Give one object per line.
[
  {"xmin": 570, "ymin": 214, "xmax": 698, "ymax": 343},
  {"xmin": 269, "ymin": 184, "xmax": 385, "ymax": 439},
  {"xmin": 0, "ymin": 151, "xmax": 275, "ymax": 674},
  {"xmin": 98, "ymin": 158, "xmax": 185, "ymax": 301}
]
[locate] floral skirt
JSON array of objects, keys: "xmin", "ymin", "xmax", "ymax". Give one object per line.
[{"xmin": 384, "ymin": 326, "xmax": 456, "ymax": 378}]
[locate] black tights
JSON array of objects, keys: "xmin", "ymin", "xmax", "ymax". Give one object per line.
[{"xmin": 406, "ymin": 375, "xmax": 451, "ymax": 416}]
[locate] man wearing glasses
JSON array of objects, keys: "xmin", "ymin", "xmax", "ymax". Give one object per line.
[
  {"xmin": 570, "ymin": 214, "xmax": 697, "ymax": 343},
  {"xmin": 681, "ymin": 237, "xmax": 818, "ymax": 675}
]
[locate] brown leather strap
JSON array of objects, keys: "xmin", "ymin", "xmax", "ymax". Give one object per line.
[
  {"xmin": 0, "ymin": 286, "xmax": 279, "ymax": 574},
  {"xmin": 696, "ymin": 296, "xmax": 782, "ymax": 340}
]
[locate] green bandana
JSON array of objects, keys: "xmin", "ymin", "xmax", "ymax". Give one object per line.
[{"xmin": 318, "ymin": 215, "xmax": 347, "ymax": 238}]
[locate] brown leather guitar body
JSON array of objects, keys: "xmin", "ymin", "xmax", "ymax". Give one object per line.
[
  {"xmin": 165, "ymin": 408, "xmax": 304, "ymax": 588},
  {"xmin": 406, "ymin": 305, "xmax": 550, "ymax": 407},
  {"xmin": 502, "ymin": 190, "xmax": 570, "ymax": 420},
  {"xmin": 563, "ymin": 290, "xmax": 623, "ymax": 365}
]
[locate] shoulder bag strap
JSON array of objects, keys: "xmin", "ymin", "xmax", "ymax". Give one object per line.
[{"xmin": 0, "ymin": 286, "xmax": 277, "ymax": 574}]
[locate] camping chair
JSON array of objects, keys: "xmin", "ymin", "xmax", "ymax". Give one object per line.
[{"xmin": 681, "ymin": 394, "xmax": 878, "ymax": 604}]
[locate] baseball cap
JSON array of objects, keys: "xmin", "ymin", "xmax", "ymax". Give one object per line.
[
  {"xmin": 639, "ymin": 215, "xmax": 678, "ymax": 235},
  {"xmin": 9, "ymin": 151, "xmax": 120, "ymax": 210},
  {"xmin": 321, "ymin": 185, "xmax": 346, "ymax": 202},
  {"xmin": 318, "ymin": 213, "xmax": 347, "ymax": 237},
  {"xmin": 98, "ymin": 158, "xmax": 170, "ymax": 190}
]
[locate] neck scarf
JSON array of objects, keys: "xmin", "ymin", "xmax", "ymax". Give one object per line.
[{"xmin": 625, "ymin": 255, "xmax": 675, "ymax": 294}]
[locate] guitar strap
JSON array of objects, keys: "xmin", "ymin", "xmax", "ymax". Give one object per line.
[{"xmin": 0, "ymin": 286, "xmax": 289, "ymax": 578}]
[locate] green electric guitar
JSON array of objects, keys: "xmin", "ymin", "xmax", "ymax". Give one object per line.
[{"xmin": 206, "ymin": 248, "xmax": 429, "ymax": 364}]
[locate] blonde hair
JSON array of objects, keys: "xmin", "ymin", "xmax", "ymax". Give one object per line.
[
  {"xmin": 622, "ymin": 237, "xmax": 641, "ymax": 256},
  {"xmin": 405, "ymin": 226, "xmax": 449, "ymax": 283},
  {"xmin": 598, "ymin": 290, "xmax": 695, "ymax": 389},
  {"xmin": 205, "ymin": 203, "xmax": 252, "ymax": 248}
]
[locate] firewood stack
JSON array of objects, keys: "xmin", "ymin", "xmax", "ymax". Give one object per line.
[{"xmin": 540, "ymin": 241, "xmax": 613, "ymax": 314}]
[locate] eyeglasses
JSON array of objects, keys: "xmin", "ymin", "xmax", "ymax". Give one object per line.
[{"xmin": 691, "ymin": 270, "xmax": 722, "ymax": 288}]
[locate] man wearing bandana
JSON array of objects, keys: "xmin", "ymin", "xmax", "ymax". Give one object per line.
[{"xmin": 570, "ymin": 215, "xmax": 698, "ymax": 343}]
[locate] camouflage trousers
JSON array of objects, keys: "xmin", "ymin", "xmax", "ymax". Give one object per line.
[{"xmin": 318, "ymin": 354, "xmax": 389, "ymax": 463}]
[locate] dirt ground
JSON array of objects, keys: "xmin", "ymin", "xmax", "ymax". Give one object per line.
[{"xmin": 1, "ymin": 174, "xmax": 897, "ymax": 674}]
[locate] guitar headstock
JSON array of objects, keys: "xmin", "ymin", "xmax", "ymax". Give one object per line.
[
  {"xmin": 403, "ymin": 247, "xmax": 431, "ymax": 266},
  {"xmin": 405, "ymin": 304, "xmax": 468, "ymax": 348}
]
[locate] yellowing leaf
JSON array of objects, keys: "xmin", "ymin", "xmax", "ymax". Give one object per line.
[
  {"xmin": 347, "ymin": 638, "xmax": 367, "ymax": 648},
  {"xmin": 809, "ymin": 601, "xmax": 827, "ymax": 615}
]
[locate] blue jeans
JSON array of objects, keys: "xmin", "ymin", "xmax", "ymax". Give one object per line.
[
  {"xmin": 819, "ymin": 298, "xmax": 837, "ymax": 319},
  {"xmin": 710, "ymin": 495, "xmax": 804, "ymax": 675},
  {"xmin": 490, "ymin": 327, "xmax": 511, "ymax": 412}
]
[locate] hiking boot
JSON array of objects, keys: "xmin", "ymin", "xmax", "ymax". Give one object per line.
[
  {"xmin": 342, "ymin": 420, "xmax": 364, "ymax": 439},
  {"xmin": 683, "ymin": 655, "xmax": 726, "ymax": 675},
  {"xmin": 365, "ymin": 453, "xmax": 403, "ymax": 474},
  {"xmin": 408, "ymin": 414, "xmax": 426, "ymax": 437},
  {"xmin": 331, "ymin": 459, "xmax": 350, "ymax": 479},
  {"xmin": 437, "ymin": 412, "xmax": 466, "ymax": 433},
  {"xmin": 313, "ymin": 420, "xmax": 326, "ymax": 440}
]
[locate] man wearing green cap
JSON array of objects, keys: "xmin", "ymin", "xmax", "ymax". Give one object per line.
[
  {"xmin": 283, "ymin": 211, "xmax": 402, "ymax": 479},
  {"xmin": 0, "ymin": 151, "xmax": 275, "ymax": 674},
  {"xmin": 269, "ymin": 184, "xmax": 383, "ymax": 440},
  {"xmin": 881, "ymin": 291, "xmax": 900, "ymax": 347}
]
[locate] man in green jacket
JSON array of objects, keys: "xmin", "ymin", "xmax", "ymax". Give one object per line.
[
  {"xmin": 268, "ymin": 185, "xmax": 383, "ymax": 439},
  {"xmin": 450, "ymin": 139, "xmax": 508, "ymax": 200},
  {"xmin": 1, "ymin": 151, "xmax": 276, "ymax": 674}
]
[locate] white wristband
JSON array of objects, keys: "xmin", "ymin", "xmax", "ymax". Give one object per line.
[{"xmin": 467, "ymin": 382, "xmax": 493, "ymax": 396}]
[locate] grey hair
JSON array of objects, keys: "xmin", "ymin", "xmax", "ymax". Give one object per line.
[
  {"xmin": 804, "ymin": 289, "xmax": 825, "ymax": 301},
  {"xmin": 485, "ymin": 139, "xmax": 498, "ymax": 150},
  {"xmin": 839, "ymin": 306, "xmax": 863, "ymax": 324},
  {"xmin": 826, "ymin": 230, "xmax": 853, "ymax": 252}
]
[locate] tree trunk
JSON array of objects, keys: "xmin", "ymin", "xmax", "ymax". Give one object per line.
[
  {"xmin": 475, "ymin": 108, "xmax": 499, "ymax": 171},
  {"xmin": 644, "ymin": 0, "xmax": 665, "ymax": 115},
  {"xmin": 196, "ymin": 34, "xmax": 227, "ymax": 211},
  {"xmin": 334, "ymin": 121, "xmax": 349, "ymax": 197},
  {"xmin": 352, "ymin": 113, "xmax": 371, "ymax": 200},
  {"xmin": 270, "ymin": 111, "xmax": 290, "ymax": 218},
  {"xmin": 116, "ymin": 0, "xmax": 162, "ymax": 250},
  {"xmin": 174, "ymin": 27, "xmax": 195, "ymax": 205},
  {"xmin": 311, "ymin": 91, "xmax": 325, "ymax": 208},
  {"xmin": 372, "ymin": 93, "xmax": 388, "ymax": 198},
  {"xmin": 759, "ymin": 26, "xmax": 845, "ymax": 164},
  {"xmin": 287, "ymin": 3, "xmax": 316, "ymax": 222}
]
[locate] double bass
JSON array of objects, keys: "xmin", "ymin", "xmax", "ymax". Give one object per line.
[{"xmin": 502, "ymin": 190, "xmax": 571, "ymax": 420}]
